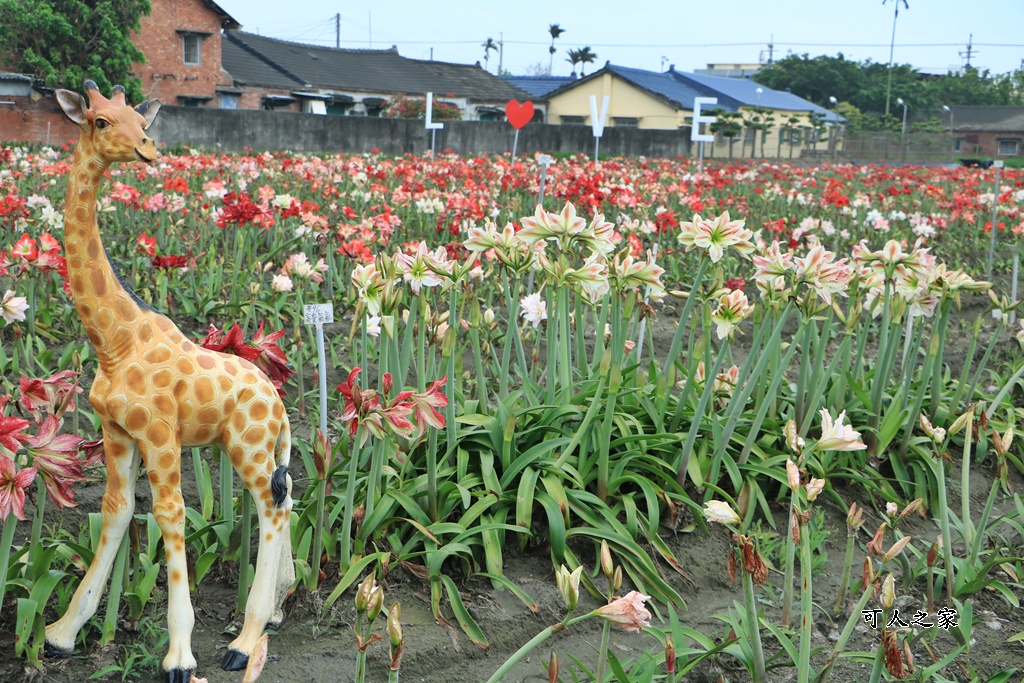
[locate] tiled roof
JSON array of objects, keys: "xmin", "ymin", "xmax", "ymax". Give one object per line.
[
  {"xmin": 949, "ymin": 106, "xmax": 1024, "ymax": 133},
  {"xmin": 0, "ymin": 72, "xmax": 32, "ymax": 83},
  {"xmin": 607, "ymin": 65, "xmax": 733, "ymax": 111},
  {"xmin": 223, "ymin": 31, "xmax": 531, "ymax": 102},
  {"xmin": 672, "ymin": 70, "xmax": 841, "ymax": 121},
  {"xmin": 201, "ymin": 0, "xmax": 240, "ymax": 30},
  {"xmin": 502, "ymin": 75, "xmax": 574, "ymax": 99}
]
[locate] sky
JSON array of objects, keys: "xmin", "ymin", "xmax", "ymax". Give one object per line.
[{"xmin": 214, "ymin": 0, "xmax": 1024, "ymax": 78}]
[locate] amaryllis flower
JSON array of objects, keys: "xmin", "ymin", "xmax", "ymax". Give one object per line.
[
  {"xmin": 1, "ymin": 290, "xmax": 29, "ymax": 323},
  {"xmin": 612, "ymin": 250, "xmax": 666, "ymax": 300},
  {"xmin": 19, "ymin": 370, "xmax": 82, "ymax": 422},
  {"xmin": 680, "ymin": 212, "xmax": 755, "ymax": 263},
  {"xmin": 152, "ymin": 254, "xmax": 189, "ymax": 271},
  {"xmin": 352, "ymin": 263, "xmax": 385, "ymax": 316},
  {"xmin": 271, "ymin": 273, "xmax": 294, "ymax": 292},
  {"xmin": 704, "ymin": 500, "xmax": 740, "ymax": 525},
  {"xmin": 396, "ymin": 242, "xmax": 444, "ymax": 294},
  {"xmin": 0, "ymin": 455, "xmax": 36, "ymax": 522},
  {"xmin": 816, "ymin": 409, "xmax": 866, "ymax": 452},
  {"xmin": 520, "ymin": 293, "xmax": 547, "ymax": 328},
  {"xmin": 518, "ymin": 202, "xmax": 586, "ymax": 246},
  {"xmin": 0, "ymin": 414, "xmax": 31, "ymax": 455},
  {"xmin": 408, "ymin": 376, "xmax": 448, "ymax": 436},
  {"xmin": 24, "ymin": 415, "xmax": 86, "ymax": 508},
  {"xmin": 592, "ymin": 591, "xmax": 652, "ymax": 633},
  {"xmin": 199, "ymin": 323, "xmax": 260, "ymax": 362},
  {"xmin": 10, "ymin": 234, "xmax": 38, "ymax": 261},
  {"xmin": 136, "ymin": 231, "xmax": 157, "ymax": 258},
  {"xmin": 251, "ymin": 322, "xmax": 293, "ymax": 390},
  {"xmin": 711, "ymin": 289, "xmax": 755, "ymax": 340}
]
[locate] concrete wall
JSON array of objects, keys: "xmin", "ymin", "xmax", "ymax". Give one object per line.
[{"xmin": 147, "ymin": 106, "xmax": 693, "ymax": 158}]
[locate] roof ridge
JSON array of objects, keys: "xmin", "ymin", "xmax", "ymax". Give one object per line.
[{"xmin": 230, "ymin": 30, "xmax": 398, "ymax": 55}]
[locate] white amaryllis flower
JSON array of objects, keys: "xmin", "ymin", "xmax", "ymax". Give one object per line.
[
  {"xmin": 518, "ymin": 202, "xmax": 587, "ymax": 246},
  {"xmin": 351, "ymin": 263, "xmax": 385, "ymax": 316},
  {"xmin": 612, "ymin": 250, "xmax": 667, "ymax": 300},
  {"xmin": 396, "ymin": 242, "xmax": 444, "ymax": 294},
  {"xmin": 1, "ymin": 290, "xmax": 29, "ymax": 323},
  {"xmin": 805, "ymin": 478, "xmax": 825, "ymax": 502},
  {"xmin": 270, "ymin": 274, "xmax": 293, "ymax": 293},
  {"xmin": 366, "ymin": 315, "xmax": 382, "ymax": 337},
  {"xmin": 680, "ymin": 211, "xmax": 755, "ymax": 263},
  {"xmin": 520, "ymin": 293, "xmax": 547, "ymax": 328},
  {"xmin": 1017, "ymin": 320, "xmax": 1024, "ymax": 349},
  {"xmin": 816, "ymin": 409, "xmax": 866, "ymax": 452},
  {"xmin": 784, "ymin": 419, "xmax": 804, "ymax": 455},
  {"xmin": 919, "ymin": 414, "xmax": 946, "ymax": 444},
  {"xmin": 711, "ymin": 289, "xmax": 755, "ymax": 340},
  {"xmin": 704, "ymin": 500, "xmax": 741, "ymax": 525}
]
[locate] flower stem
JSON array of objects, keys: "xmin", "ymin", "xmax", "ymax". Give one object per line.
[
  {"xmin": 339, "ymin": 430, "xmax": 362, "ymax": 571},
  {"xmin": 797, "ymin": 519, "xmax": 813, "ymax": 683},
  {"xmin": 742, "ymin": 567, "xmax": 766, "ymax": 683},
  {"xmin": 0, "ymin": 518, "xmax": 18, "ymax": 609},
  {"xmin": 595, "ymin": 621, "xmax": 611, "ymax": 683},
  {"xmin": 834, "ymin": 533, "xmax": 856, "ymax": 613},
  {"xmin": 483, "ymin": 615, "xmax": 591, "ymax": 683},
  {"xmin": 782, "ymin": 496, "xmax": 797, "ymax": 628}
]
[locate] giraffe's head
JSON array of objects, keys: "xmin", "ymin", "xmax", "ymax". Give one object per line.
[{"xmin": 56, "ymin": 81, "xmax": 161, "ymax": 164}]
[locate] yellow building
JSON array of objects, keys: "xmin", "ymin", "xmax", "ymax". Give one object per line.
[{"xmin": 543, "ymin": 64, "xmax": 842, "ymax": 158}]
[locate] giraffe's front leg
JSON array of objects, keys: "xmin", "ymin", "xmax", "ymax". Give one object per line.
[
  {"xmin": 142, "ymin": 440, "xmax": 198, "ymax": 683},
  {"xmin": 45, "ymin": 424, "xmax": 139, "ymax": 655}
]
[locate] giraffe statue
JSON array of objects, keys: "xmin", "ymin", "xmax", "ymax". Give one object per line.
[{"xmin": 43, "ymin": 81, "xmax": 295, "ymax": 683}]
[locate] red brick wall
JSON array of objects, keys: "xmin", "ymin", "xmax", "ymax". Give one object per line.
[
  {"xmin": 0, "ymin": 95, "xmax": 80, "ymax": 145},
  {"xmin": 960, "ymin": 131, "xmax": 1024, "ymax": 158},
  {"xmin": 133, "ymin": 0, "xmax": 232, "ymax": 106}
]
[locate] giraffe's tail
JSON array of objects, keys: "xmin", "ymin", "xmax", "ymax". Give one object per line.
[{"xmin": 270, "ymin": 414, "xmax": 292, "ymax": 508}]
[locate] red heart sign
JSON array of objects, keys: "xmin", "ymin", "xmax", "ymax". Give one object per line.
[{"xmin": 505, "ymin": 100, "xmax": 535, "ymax": 130}]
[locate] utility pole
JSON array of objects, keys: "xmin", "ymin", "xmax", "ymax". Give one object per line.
[
  {"xmin": 883, "ymin": 0, "xmax": 908, "ymax": 118},
  {"xmin": 959, "ymin": 33, "xmax": 977, "ymax": 69},
  {"xmin": 767, "ymin": 34, "xmax": 774, "ymax": 64},
  {"xmin": 335, "ymin": 13, "xmax": 340, "ymax": 48},
  {"xmin": 498, "ymin": 32, "xmax": 504, "ymax": 76},
  {"xmin": 368, "ymin": 11, "xmax": 372, "ymax": 49}
]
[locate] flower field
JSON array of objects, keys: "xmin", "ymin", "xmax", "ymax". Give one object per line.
[{"xmin": 2, "ymin": 145, "xmax": 1024, "ymax": 682}]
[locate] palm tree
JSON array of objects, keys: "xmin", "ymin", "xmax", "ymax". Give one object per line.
[
  {"xmin": 482, "ymin": 37, "xmax": 499, "ymax": 73},
  {"xmin": 578, "ymin": 46, "xmax": 598, "ymax": 76},
  {"xmin": 565, "ymin": 48, "xmax": 582, "ymax": 77},
  {"xmin": 548, "ymin": 24, "xmax": 566, "ymax": 75}
]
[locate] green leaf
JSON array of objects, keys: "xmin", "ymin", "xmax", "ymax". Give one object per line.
[{"xmin": 439, "ymin": 574, "xmax": 489, "ymax": 650}]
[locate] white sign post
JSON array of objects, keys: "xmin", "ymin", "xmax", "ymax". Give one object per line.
[
  {"xmin": 425, "ymin": 92, "xmax": 444, "ymax": 157},
  {"xmin": 589, "ymin": 95, "xmax": 609, "ymax": 161},
  {"xmin": 537, "ymin": 154, "xmax": 553, "ymax": 206},
  {"xmin": 987, "ymin": 160, "xmax": 1004, "ymax": 279},
  {"xmin": 304, "ymin": 303, "xmax": 334, "ymax": 439},
  {"xmin": 691, "ymin": 97, "xmax": 718, "ymax": 174}
]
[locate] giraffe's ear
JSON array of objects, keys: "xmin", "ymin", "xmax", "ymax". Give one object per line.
[
  {"xmin": 56, "ymin": 90, "xmax": 88, "ymax": 126},
  {"xmin": 135, "ymin": 99, "xmax": 161, "ymax": 130}
]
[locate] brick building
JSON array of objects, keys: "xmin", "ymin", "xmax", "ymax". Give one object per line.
[
  {"xmin": 0, "ymin": 73, "xmax": 79, "ymax": 145},
  {"xmin": 950, "ymin": 106, "xmax": 1024, "ymax": 158},
  {"xmin": 132, "ymin": 0, "xmax": 241, "ymax": 107}
]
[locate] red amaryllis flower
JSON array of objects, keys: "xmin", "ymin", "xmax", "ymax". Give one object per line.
[
  {"xmin": 592, "ymin": 591, "xmax": 652, "ymax": 633},
  {"xmin": 337, "ymin": 367, "xmax": 380, "ymax": 439},
  {"xmin": 79, "ymin": 439, "xmax": 105, "ymax": 467},
  {"xmin": 38, "ymin": 232, "xmax": 61, "ymax": 255},
  {"xmin": 10, "ymin": 234, "xmax": 38, "ymax": 261},
  {"xmin": 0, "ymin": 454, "xmax": 36, "ymax": 522},
  {"xmin": 151, "ymin": 254, "xmax": 189, "ymax": 270},
  {"xmin": 0, "ymin": 414, "xmax": 31, "ymax": 455},
  {"xmin": 136, "ymin": 232, "xmax": 157, "ymax": 258},
  {"xmin": 19, "ymin": 370, "xmax": 82, "ymax": 422},
  {"xmin": 199, "ymin": 323, "xmax": 260, "ymax": 363},
  {"xmin": 24, "ymin": 415, "xmax": 86, "ymax": 508},
  {"xmin": 251, "ymin": 322, "xmax": 293, "ymax": 389}
]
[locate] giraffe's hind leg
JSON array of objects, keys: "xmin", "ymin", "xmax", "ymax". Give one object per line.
[{"xmin": 220, "ymin": 430, "xmax": 291, "ymax": 672}]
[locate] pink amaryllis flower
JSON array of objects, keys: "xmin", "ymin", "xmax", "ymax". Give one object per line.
[
  {"xmin": 679, "ymin": 212, "xmax": 755, "ymax": 263},
  {"xmin": 592, "ymin": 591, "xmax": 652, "ymax": 633},
  {"xmin": 251, "ymin": 322, "xmax": 293, "ymax": 392},
  {"xmin": 0, "ymin": 412, "xmax": 31, "ymax": 456},
  {"xmin": 24, "ymin": 415, "xmax": 86, "ymax": 508},
  {"xmin": 338, "ymin": 369, "xmax": 448, "ymax": 446},
  {"xmin": 19, "ymin": 370, "xmax": 82, "ymax": 422},
  {"xmin": 0, "ymin": 454, "xmax": 36, "ymax": 522},
  {"xmin": 408, "ymin": 376, "xmax": 448, "ymax": 437}
]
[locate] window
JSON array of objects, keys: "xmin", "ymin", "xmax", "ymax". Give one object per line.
[
  {"xmin": 997, "ymin": 138, "xmax": 1020, "ymax": 156},
  {"xmin": 177, "ymin": 96, "xmax": 208, "ymax": 108},
  {"xmin": 954, "ymin": 137, "xmax": 963, "ymax": 153},
  {"xmin": 218, "ymin": 93, "xmax": 239, "ymax": 110},
  {"xmin": 613, "ymin": 117, "xmax": 639, "ymax": 128},
  {"xmin": 183, "ymin": 34, "xmax": 201, "ymax": 65},
  {"xmin": 560, "ymin": 115, "xmax": 585, "ymax": 125}
]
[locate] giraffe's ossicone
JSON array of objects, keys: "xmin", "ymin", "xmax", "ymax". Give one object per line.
[{"xmin": 43, "ymin": 80, "xmax": 295, "ymax": 683}]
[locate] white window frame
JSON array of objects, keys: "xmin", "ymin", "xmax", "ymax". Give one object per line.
[
  {"xmin": 183, "ymin": 34, "xmax": 202, "ymax": 66},
  {"xmin": 613, "ymin": 117, "xmax": 639, "ymax": 128},
  {"xmin": 997, "ymin": 138, "xmax": 1019, "ymax": 156}
]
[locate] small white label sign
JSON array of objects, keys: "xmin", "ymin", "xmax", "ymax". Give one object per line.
[
  {"xmin": 537, "ymin": 154, "xmax": 553, "ymax": 166},
  {"xmin": 994, "ymin": 160, "xmax": 1004, "ymax": 169},
  {"xmin": 304, "ymin": 303, "xmax": 334, "ymax": 325}
]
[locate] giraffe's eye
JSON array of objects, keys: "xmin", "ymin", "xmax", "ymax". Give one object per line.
[{"xmin": 95, "ymin": 119, "xmax": 109, "ymax": 130}]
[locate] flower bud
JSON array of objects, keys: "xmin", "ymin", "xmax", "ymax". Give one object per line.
[
  {"xmin": 665, "ymin": 636, "xmax": 676, "ymax": 675},
  {"xmin": 862, "ymin": 556, "xmax": 875, "ymax": 593},
  {"xmin": 355, "ymin": 573, "xmax": 375, "ymax": 614},
  {"xmin": 885, "ymin": 501, "xmax": 898, "ymax": 518},
  {"xmin": 926, "ymin": 542, "xmax": 939, "ymax": 567},
  {"xmin": 600, "ymin": 540, "xmax": 614, "ymax": 580},
  {"xmin": 948, "ymin": 408, "xmax": 973, "ymax": 436},
  {"xmin": 388, "ymin": 603, "xmax": 403, "ymax": 647},
  {"xmin": 899, "ymin": 498, "xmax": 924, "ymax": 519},
  {"xmin": 884, "ymin": 536, "xmax": 912, "ymax": 563},
  {"xmin": 786, "ymin": 459, "xmax": 801, "ymax": 492},
  {"xmin": 383, "ymin": 372, "xmax": 393, "ymax": 396},
  {"xmin": 366, "ymin": 583, "xmax": 385, "ymax": 622},
  {"xmin": 547, "ymin": 649, "xmax": 559, "ymax": 683},
  {"xmin": 866, "ymin": 523, "xmax": 887, "ymax": 558},
  {"xmin": 556, "ymin": 565, "xmax": 582, "ymax": 612},
  {"xmin": 612, "ymin": 566, "xmax": 622, "ymax": 593},
  {"xmin": 919, "ymin": 413, "xmax": 946, "ymax": 443},
  {"xmin": 880, "ymin": 573, "xmax": 895, "ymax": 610},
  {"xmin": 847, "ymin": 502, "xmax": 864, "ymax": 532},
  {"xmin": 805, "ymin": 477, "xmax": 825, "ymax": 502},
  {"xmin": 784, "ymin": 419, "xmax": 804, "ymax": 456},
  {"xmin": 313, "ymin": 428, "xmax": 331, "ymax": 480}
]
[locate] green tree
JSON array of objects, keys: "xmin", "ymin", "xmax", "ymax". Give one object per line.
[
  {"xmin": 547, "ymin": 23, "xmax": 565, "ymax": 75},
  {"xmin": 578, "ymin": 46, "xmax": 598, "ymax": 76},
  {"xmin": 565, "ymin": 48, "xmax": 582, "ymax": 77},
  {"xmin": 0, "ymin": 0, "xmax": 151, "ymax": 103},
  {"xmin": 709, "ymin": 109, "xmax": 743, "ymax": 158},
  {"xmin": 482, "ymin": 37, "xmax": 498, "ymax": 74}
]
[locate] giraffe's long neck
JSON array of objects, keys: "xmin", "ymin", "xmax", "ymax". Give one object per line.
[{"xmin": 64, "ymin": 141, "xmax": 143, "ymax": 372}]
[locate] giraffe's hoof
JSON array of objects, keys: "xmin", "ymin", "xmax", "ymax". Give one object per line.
[
  {"xmin": 43, "ymin": 641, "xmax": 74, "ymax": 659},
  {"xmin": 221, "ymin": 648, "xmax": 249, "ymax": 671},
  {"xmin": 164, "ymin": 668, "xmax": 194, "ymax": 683}
]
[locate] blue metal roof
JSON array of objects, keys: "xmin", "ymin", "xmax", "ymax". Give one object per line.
[
  {"xmin": 671, "ymin": 70, "xmax": 842, "ymax": 121},
  {"xmin": 501, "ymin": 75, "xmax": 574, "ymax": 99},
  {"xmin": 606, "ymin": 65, "xmax": 739, "ymax": 112}
]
